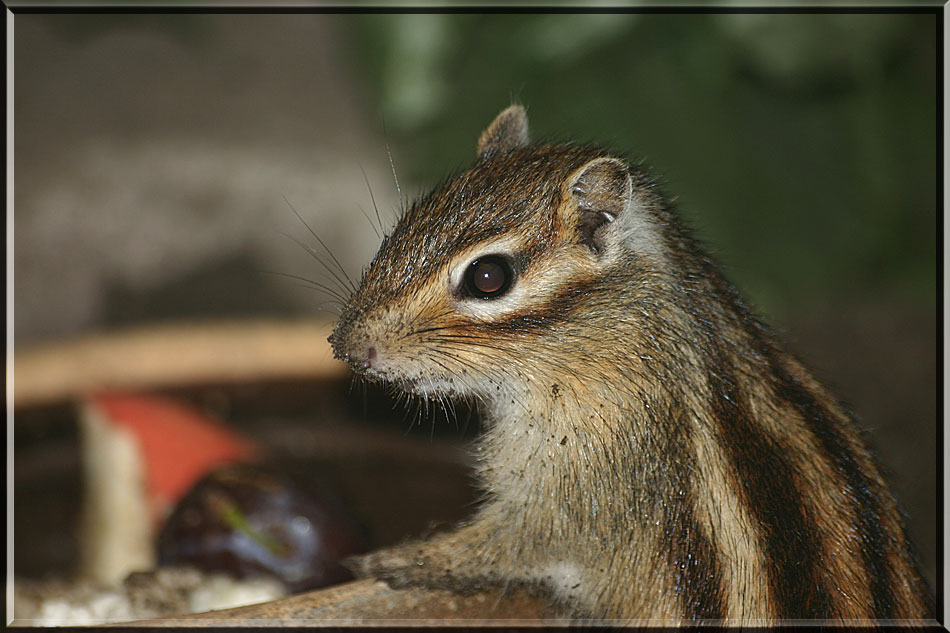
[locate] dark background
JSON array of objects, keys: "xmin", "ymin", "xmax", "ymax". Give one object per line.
[{"xmin": 13, "ymin": 12, "xmax": 938, "ymax": 590}]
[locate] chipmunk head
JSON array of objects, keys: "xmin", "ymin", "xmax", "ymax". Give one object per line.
[{"xmin": 330, "ymin": 106, "xmax": 666, "ymax": 403}]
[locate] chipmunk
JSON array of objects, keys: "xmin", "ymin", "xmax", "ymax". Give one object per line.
[{"xmin": 328, "ymin": 106, "xmax": 933, "ymax": 624}]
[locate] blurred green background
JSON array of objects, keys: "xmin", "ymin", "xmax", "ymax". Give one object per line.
[{"xmin": 345, "ymin": 12, "xmax": 936, "ymax": 319}]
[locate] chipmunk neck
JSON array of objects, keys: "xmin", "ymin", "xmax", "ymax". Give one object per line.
[{"xmin": 472, "ymin": 334, "xmax": 699, "ymax": 520}]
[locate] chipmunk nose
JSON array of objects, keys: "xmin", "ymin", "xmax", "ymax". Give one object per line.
[
  {"xmin": 364, "ymin": 346, "xmax": 377, "ymax": 367},
  {"xmin": 349, "ymin": 346, "xmax": 375, "ymax": 369},
  {"xmin": 329, "ymin": 329, "xmax": 378, "ymax": 373},
  {"xmin": 347, "ymin": 346, "xmax": 377, "ymax": 372},
  {"xmin": 329, "ymin": 316, "xmax": 383, "ymax": 373}
]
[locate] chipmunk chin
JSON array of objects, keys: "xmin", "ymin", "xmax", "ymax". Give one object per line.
[
  {"xmin": 403, "ymin": 377, "xmax": 464, "ymax": 399},
  {"xmin": 348, "ymin": 365, "xmax": 451, "ymax": 398}
]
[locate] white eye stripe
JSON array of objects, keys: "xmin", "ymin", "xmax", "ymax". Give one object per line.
[{"xmin": 455, "ymin": 281, "xmax": 530, "ymax": 320}]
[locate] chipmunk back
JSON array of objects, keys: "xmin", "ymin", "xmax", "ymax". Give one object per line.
[{"xmin": 328, "ymin": 106, "xmax": 932, "ymax": 624}]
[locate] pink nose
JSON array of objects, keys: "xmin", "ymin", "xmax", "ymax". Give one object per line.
[{"xmin": 357, "ymin": 346, "xmax": 377, "ymax": 370}]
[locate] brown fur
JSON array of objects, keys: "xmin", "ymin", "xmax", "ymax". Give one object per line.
[{"xmin": 329, "ymin": 106, "xmax": 933, "ymax": 624}]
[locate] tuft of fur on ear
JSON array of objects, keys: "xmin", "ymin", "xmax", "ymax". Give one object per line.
[
  {"xmin": 477, "ymin": 105, "xmax": 529, "ymax": 157},
  {"xmin": 565, "ymin": 157, "xmax": 633, "ymax": 255}
]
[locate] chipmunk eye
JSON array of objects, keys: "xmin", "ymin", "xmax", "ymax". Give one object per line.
[{"xmin": 463, "ymin": 255, "xmax": 514, "ymax": 299}]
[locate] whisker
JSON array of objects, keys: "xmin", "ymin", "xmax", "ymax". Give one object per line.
[
  {"xmin": 260, "ymin": 270, "xmax": 349, "ymax": 303},
  {"xmin": 355, "ymin": 203, "xmax": 382, "ymax": 240},
  {"xmin": 380, "ymin": 117, "xmax": 403, "ymax": 203},
  {"xmin": 311, "ymin": 300, "xmax": 343, "ymax": 316},
  {"xmin": 281, "ymin": 196, "xmax": 357, "ymax": 293},
  {"xmin": 282, "ymin": 195, "xmax": 353, "ymax": 279},
  {"xmin": 358, "ymin": 165, "xmax": 385, "ymax": 236},
  {"xmin": 276, "ymin": 229, "xmax": 353, "ymax": 298}
]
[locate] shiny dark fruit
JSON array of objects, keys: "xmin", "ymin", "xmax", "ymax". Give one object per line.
[{"xmin": 157, "ymin": 464, "xmax": 367, "ymax": 593}]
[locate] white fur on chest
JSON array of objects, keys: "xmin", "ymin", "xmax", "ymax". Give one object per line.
[
  {"xmin": 539, "ymin": 560, "xmax": 586, "ymax": 598},
  {"xmin": 478, "ymin": 404, "xmax": 578, "ymax": 510}
]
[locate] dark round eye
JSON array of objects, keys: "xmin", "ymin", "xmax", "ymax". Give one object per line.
[{"xmin": 463, "ymin": 255, "xmax": 514, "ymax": 299}]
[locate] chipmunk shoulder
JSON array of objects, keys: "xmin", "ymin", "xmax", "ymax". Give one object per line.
[{"xmin": 329, "ymin": 105, "xmax": 932, "ymax": 623}]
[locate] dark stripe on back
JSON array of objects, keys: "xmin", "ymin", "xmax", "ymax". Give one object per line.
[
  {"xmin": 706, "ymin": 365, "xmax": 833, "ymax": 619},
  {"xmin": 643, "ymin": 403, "xmax": 727, "ymax": 621},
  {"xmin": 666, "ymin": 488, "xmax": 727, "ymax": 621},
  {"xmin": 763, "ymin": 354, "xmax": 897, "ymax": 619},
  {"xmin": 709, "ymin": 246, "xmax": 901, "ymax": 617},
  {"xmin": 695, "ymin": 254, "xmax": 900, "ymax": 618}
]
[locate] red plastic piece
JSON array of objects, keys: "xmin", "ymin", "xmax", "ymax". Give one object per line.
[{"xmin": 90, "ymin": 392, "xmax": 260, "ymax": 525}]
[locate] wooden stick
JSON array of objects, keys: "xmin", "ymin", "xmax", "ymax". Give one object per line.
[
  {"xmin": 123, "ymin": 578, "xmax": 560, "ymax": 626},
  {"xmin": 13, "ymin": 319, "xmax": 347, "ymax": 408}
]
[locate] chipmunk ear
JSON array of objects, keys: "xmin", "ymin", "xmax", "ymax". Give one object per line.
[
  {"xmin": 477, "ymin": 105, "xmax": 529, "ymax": 157},
  {"xmin": 564, "ymin": 156, "xmax": 633, "ymax": 255}
]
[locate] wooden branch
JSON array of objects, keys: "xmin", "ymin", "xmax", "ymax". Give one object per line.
[
  {"xmin": 124, "ymin": 578, "xmax": 561, "ymax": 626},
  {"xmin": 13, "ymin": 319, "xmax": 347, "ymax": 408}
]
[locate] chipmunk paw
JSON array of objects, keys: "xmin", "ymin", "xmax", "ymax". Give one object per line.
[{"xmin": 344, "ymin": 543, "xmax": 459, "ymax": 590}]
